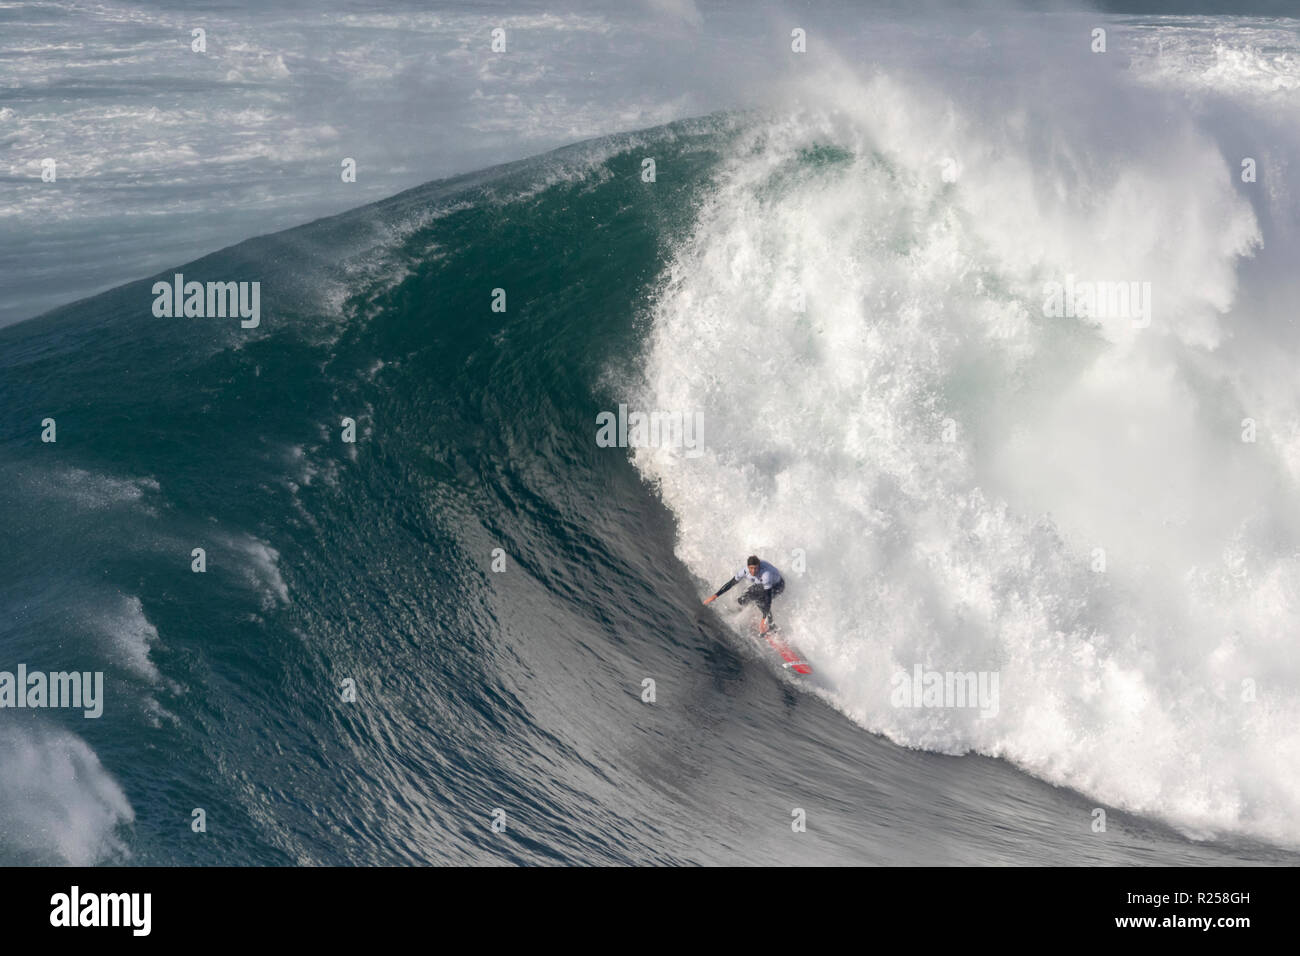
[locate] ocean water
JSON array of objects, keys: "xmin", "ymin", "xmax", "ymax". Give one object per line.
[{"xmin": 3, "ymin": 1, "xmax": 1300, "ymax": 865}]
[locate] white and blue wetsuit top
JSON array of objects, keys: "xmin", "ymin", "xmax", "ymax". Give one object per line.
[{"xmin": 734, "ymin": 560, "xmax": 783, "ymax": 590}]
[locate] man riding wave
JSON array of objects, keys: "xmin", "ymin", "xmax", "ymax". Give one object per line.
[{"xmin": 703, "ymin": 555, "xmax": 785, "ymax": 629}]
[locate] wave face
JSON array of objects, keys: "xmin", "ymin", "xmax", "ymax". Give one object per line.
[{"xmin": 4, "ymin": 12, "xmax": 1300, "ymax": 865}]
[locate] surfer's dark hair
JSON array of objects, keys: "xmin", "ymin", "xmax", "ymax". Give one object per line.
[{"xmin": 746, "ymin": 555, "xmax": 760, "ymax": 567}]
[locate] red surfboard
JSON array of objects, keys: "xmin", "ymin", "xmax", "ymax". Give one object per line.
[{"xmin": 758, "ymin": 620, "xmax": 813, "ymax": 675}]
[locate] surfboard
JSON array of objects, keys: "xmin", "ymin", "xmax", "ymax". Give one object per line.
[{"xmin": 757, "ymin": 620, "xmax": 813, "ymax": 675}]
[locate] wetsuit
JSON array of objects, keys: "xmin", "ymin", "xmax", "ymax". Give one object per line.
[{"xmin": 712, "ymin": 560, "xmax": 785, "ymax": 624}]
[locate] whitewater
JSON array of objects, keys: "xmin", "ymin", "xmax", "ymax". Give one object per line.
[{"xmin": 635, "ymin": 24, "xmax": 1300, "ymax": 848}]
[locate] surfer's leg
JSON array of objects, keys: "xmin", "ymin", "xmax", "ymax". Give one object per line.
[
  {"xmin": 737, "ymin": 584, "xmax": 764, "ymax": 607},
  {"xmin": 764, "ymin": 580, "xmax": 785, "ymax": 625}
]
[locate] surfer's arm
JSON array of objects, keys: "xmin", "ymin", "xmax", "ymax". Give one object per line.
[{"xmin": 703, "ymin": 575, "xmax": 741, "ymax": 604}]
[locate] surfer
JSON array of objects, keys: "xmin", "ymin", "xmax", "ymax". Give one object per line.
[{"xmin": 703, "ymin": 555, "xmax": 785, "ymax": 628}]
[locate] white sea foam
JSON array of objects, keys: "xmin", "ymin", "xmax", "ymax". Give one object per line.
[
  {"xmin": 635, "ymin": 41, "xmax": 1300, "ymax": 848},
  {"xmin": 218, "ymin": 533, "xmax": 290, "ymax": 609},
  {"xmin": 0, "ymin": 725, "xmax": 134, "ymax": 865},
  {"xmin": 43, "ymin": 468, "xmax": 160, "ymax": 512},
  {"xmin": 89, "ymin": 594, "xmax": 161, "ymax": 681}
]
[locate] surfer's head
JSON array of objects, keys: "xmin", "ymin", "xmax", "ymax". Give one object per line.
[{"xmin": 746, "ymin": 555, "xmax": 760, "ymax": 573}]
